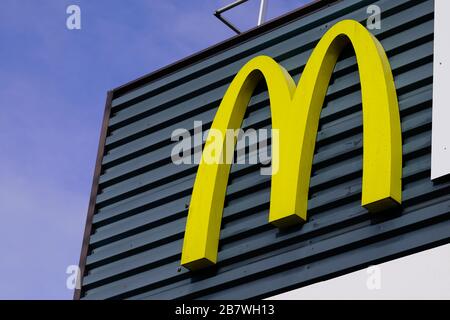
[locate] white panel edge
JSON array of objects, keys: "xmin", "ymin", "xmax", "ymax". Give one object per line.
[{"xmin": 431, "ymin": 0, "xmax": 450, "ymax": 180}]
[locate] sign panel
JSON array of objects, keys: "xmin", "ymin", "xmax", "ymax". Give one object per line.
[
  {"xmin": 77, "ymin": 0, "xmax": 449, "ymax": 300},
  {"xmin": 431, "ymin": 0, "xmax": 450, "ymax": 180}
]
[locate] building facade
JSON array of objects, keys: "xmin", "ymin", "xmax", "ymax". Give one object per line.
[{"xmin": 76, "ymin": 0, "xmax": 450, "ymax": 299}]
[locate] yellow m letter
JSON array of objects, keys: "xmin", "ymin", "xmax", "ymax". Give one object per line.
[{"xmin": 181, "ymin": 20, "xmax": 402, "ymax": 270}]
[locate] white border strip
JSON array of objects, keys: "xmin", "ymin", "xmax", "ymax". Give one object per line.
[
  {"xmin": 431, "ymin": 0, "xmax": 450, "ymax": 180},
  {"xmin": 267, "ymin": 243, "xmax": 450, "ymax": 300}
]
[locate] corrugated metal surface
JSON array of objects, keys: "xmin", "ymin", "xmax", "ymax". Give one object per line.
[{"xmin": 78, "ymin": 0, "xmax": 450, "ymax": 299}]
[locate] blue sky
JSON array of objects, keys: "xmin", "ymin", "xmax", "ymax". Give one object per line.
[{"xmin": 0, "ymin": 0, "xmax": 310, "ymax": 299}]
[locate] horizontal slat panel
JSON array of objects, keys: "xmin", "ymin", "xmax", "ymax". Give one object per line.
[
  {"xmin": 79, "ymin": 0, "xmax": 447, "ymax": 300},
  {"xmin": 84, "ymin": 154, "xmax": 433, "ymax": 289},
  {"xmin": 87, "ymin": 150, "xmax": 433, "ymax": 269},
  {"xmin": 83, "ymin": 194, "xmax": 450, "ymax": 299}
]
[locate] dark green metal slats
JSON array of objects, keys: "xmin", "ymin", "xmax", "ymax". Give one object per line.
[{"xmin": 79, "ymin": 0, "xmax": 449, "ymax": 299}]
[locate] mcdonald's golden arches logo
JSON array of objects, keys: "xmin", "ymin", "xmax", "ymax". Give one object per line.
[{"xmin": 181, "ymin": 20, "xmax": 402, "ymax": 271}]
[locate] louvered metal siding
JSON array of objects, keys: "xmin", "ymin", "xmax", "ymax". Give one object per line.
[{"xmin": 79, "ymin": 0, "xmax": 449, "ymax": 299}]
